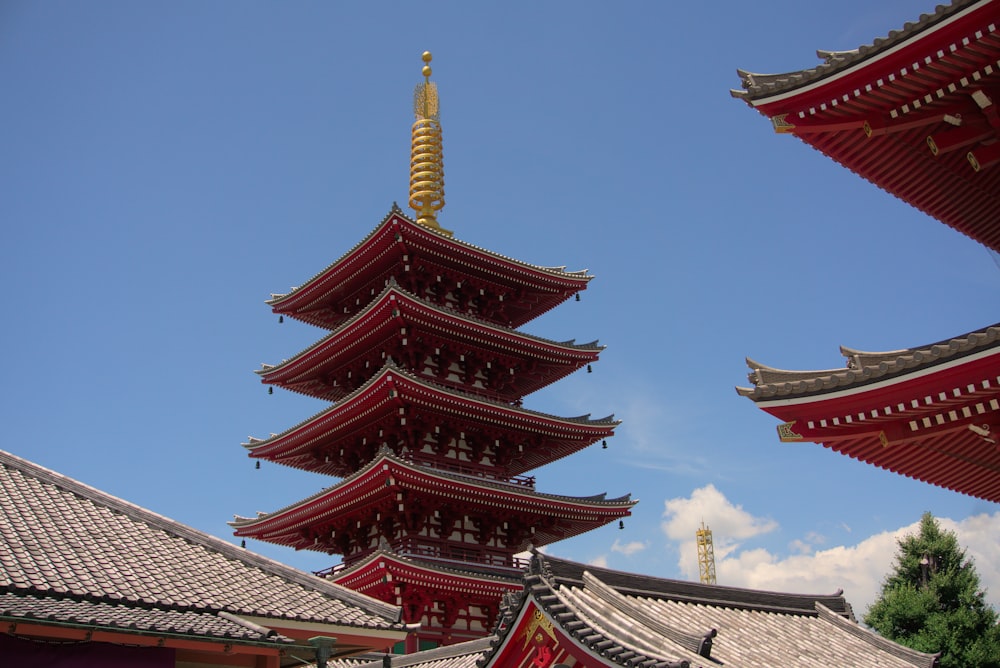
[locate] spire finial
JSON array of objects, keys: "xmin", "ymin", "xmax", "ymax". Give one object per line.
[{"xmin": 409, "ymin": 51, "xmax": 451, "ymax": 236}]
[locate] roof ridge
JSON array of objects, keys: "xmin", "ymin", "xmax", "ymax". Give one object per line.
[
  {"xmin": 733, "ymin": 0, "xmax": 982, "ymax": 101},
  {"xmin": 815, "ymin": 603, "xmax": 940, "ymax": 667},
  {"xmin": 0, "ymin": 450, "xmax": 401, "ymax": 623},
  {"xmin": 579, "ymin": 571, "xmax": 716, "ymax": 658},
  {"xmin": 542, "ymin": 552, "xmax": 848, "ymax": 615},
  {"xmin": 520, "ymin": 573, "xmax": 694, "ymax": 668},
  {"xmin": 740, "ymin": 321, "xmax": 1000, "ymax": 400}
]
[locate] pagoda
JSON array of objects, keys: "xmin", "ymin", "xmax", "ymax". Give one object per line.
[{"xmin": 232, "ymin": 53, "xmax": 634, "ymax": 649}]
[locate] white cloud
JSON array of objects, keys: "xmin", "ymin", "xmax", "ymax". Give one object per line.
[
  {"xmin": 611, "ymin": 538, "xmax": 648, "ymax": 557},
  {"xmin": 661, "ymin": 486, "xmax": 1000, "ymax": 615},
  {"xmin": 662, "ymin": 484, "xmax": 778, "ymax": 579},
  {"xmin": 588, "ymin": 554, "xmax": 608, "ymax": 568}
]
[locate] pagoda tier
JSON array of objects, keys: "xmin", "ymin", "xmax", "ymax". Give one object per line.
[
  {"xmin": 737, "ymin": 323, "xmax": 1000, "ymax": 502},
  {"xmin": 257, "ymin": 281, "xmax": 603, "ymax": 403},
  {"xmin": 266, "ymin": 208, "xmax": 593, "ymax": 330},
  {"xmin": 731, "ymin": 0, "xmax": 1000, "ymax": 252},
  {"xmin": 231, "ymin": 447, "xmax": 635, "ymax": 562},
  {"xmin": 323, "ymin": 549, "xmax": 524, "ymax": 646},
  {"xmin": 245, "ymin": 362, "xmax": 619, "ymax": 479}
]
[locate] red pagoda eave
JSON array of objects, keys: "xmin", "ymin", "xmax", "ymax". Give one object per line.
[
  {"xmin": 258, "ymin": 282, "xmax": 602, "ymax": 402},
  {"xmin": 740, "ymin": 325, "xmax": 1000, "ymax": 502},
  {"xmin": 745, "ymin": 2, "xmax": 998, "ymax": 114},
  {"xmin": 752, "ymin": 346, "xmax": 1000, "ymax": 417},
  {"xmin": 327, "ymin": 550, "xmax": 522, "ymax": 597},
  {"xmin": 245, "ymin": 362, "xmax": 619, "ymax": 478},
  {"xmin": 267, "ymin": 209, "xmax": 593, "ymax": 329},
  {"xmin": 733, "ymin": 0, "xmax": 1000, "ymax": 252},
  {"xmin": 231, "ymin": 449, "xmax": 635, "ymax": 551}
]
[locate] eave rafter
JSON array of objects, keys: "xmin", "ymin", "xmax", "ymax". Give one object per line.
[
  {"xmin": 246, "ymin": 362, "xmax": 618, "ymax": 478},
  {"xmin": 258, "ymin": 282, "xmax": 601, "ymax": 403}
]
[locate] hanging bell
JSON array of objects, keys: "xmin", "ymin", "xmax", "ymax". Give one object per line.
[
  {"xmin": 278, "ymin": 315, "xmax": 284, "ymax": 323},
  {"xmin": 268, "ymin": 387, "xmax": 273, "ymax": 395},
  {"xmin": 255, "ymin": 461, "xmax": 260, "ymax": 469}
]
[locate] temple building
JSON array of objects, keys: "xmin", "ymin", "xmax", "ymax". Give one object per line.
[
  {"xmin": 331, "ymin": 552, "xmax": 941, "ymax": 668},
  {"xmin": 732, "ymin": 0, "xmax": 1000, "ymax": 502},
  {"xmin": 0, "ymin": 450, "xmax": 406, "ymax": 668},
  {"xmin": 232, "ymin": 53, "xmax": 634, "ymax": 649}
]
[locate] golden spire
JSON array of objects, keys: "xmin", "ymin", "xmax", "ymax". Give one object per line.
[{"xmin": 409, "ymin": 51, "xmax": 451, "ymax": 236}]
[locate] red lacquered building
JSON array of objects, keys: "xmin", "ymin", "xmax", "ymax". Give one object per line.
[
  {"xmin": 733, "ymin": 0, "xmax": 1000, "ymax": 503},
  {"xmin": 233, "ymin": 54, "xmax": 633, "ymax": 649}
]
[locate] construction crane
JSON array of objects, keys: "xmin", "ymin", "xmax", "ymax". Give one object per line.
[{"xmin": 696, "ymin": 521, "xmax": 717, "ymax": 585}]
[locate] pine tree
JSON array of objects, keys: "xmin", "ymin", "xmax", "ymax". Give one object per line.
[{"xmin": 864, "ymin": 512, "xmax": 1000, "ymax": 668}]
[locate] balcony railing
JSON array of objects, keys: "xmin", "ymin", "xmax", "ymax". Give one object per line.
[{"xmin": 405, "ymin": 452, "xmax": 536, "ymax": 489}]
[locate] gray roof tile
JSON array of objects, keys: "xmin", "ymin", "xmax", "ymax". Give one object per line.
[
  {"xmin": 477, "ymin": 553, "xmax": 940, "ymax": 668},
  {"xmin": 731, "ymin": 0, "xmax": 979, "ymax": 101},
  {"xmin": 738, "ymin": 322, "xmax": 1000, "ymax": 401},
  {"xmin": 0, "ymin": 450, "xmax": 403, "ymax": 639}
]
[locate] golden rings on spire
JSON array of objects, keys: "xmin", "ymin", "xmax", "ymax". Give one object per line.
[{"xmin": 409, "ymin": 51, "xmax": 450, "ymax": 236}]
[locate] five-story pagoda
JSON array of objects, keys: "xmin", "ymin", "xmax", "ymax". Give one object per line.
[{"xmin": 232, "ymin": 53, "xmax": 634, "ymax": 649}]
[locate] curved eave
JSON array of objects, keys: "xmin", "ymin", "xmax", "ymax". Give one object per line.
[
  {"xmin": 732, "ymin": 0, "xmax": 1000, "ymax": 252},
  {"xmin": 734, "ymin": 0, "xmax": 991, "ymax": 108},
  {"xmin": 245, "ymin": 362, "xmax": 620, "ymax": 473},
  {"xmin": 258, "ymin": 282, "xmax": 603, "ymax": 401},
  {"xmin": 329, "ymin": 550, "xmax": 523, "ymax": 594},
  {"xmin": 232, "ymin": 450, "xmax": 634, "ymax": 549},
  {"xmin": 738, "ymin": 326, "xmax": 1000, "ymax": 504},
  {"xmin": 267, "ymin": 209, "xmax": 593, "ymax": 328},
  {"xmin": 739, "ymin": 323, "xmax": 1000, "ymax": 405}
]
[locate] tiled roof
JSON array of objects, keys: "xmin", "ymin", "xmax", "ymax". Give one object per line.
[
  {"xmin": 0, "ymin": 450, "xmax": 402, "ymax": 642},
  {"xmin": 329, "ymin": 638, "xmax": 493, "ymax": 668},
  {"xmin": 731, "ymin": 0, "xmax": 978, "ymax": 101},
  {"xmin": 0, "ymin": 590, "xmax": 283, "ymax": 643},
  {"xmin": 267, "ymin": 205, "xmax": 591, "ymax": 308},
  {"xmin": 737, "ymin": 322, "xmax": 1000, "ymax": 401},
  {"xmin": 543, "ymin": 554, "xmax": 853, "ymax": 617},
  {"xmin": 478, "ymin": 553, "xmax": 940, "ymax": 668}
]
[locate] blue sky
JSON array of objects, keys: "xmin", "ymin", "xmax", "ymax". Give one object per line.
[{"xmin": 3, "ymin": 0, "xmax": 998, "ymax": 616}]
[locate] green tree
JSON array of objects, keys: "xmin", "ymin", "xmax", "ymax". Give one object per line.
[{"xmin": 864, "ymin": 512, "xmax": 1000, "ymax": 668}]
